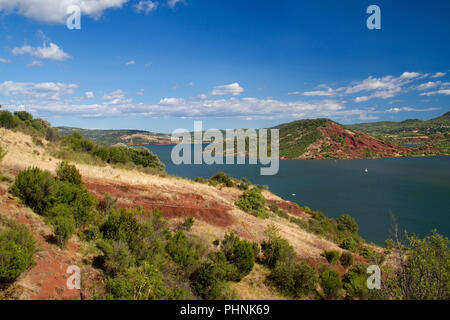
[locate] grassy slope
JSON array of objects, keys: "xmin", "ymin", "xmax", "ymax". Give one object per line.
[{"xmin": 1, "ymin": 128, "xmax": 382, "ymax": 299}]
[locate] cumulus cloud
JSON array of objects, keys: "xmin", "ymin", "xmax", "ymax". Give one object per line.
[
  {"xmin": 0, "ymin": 0, "xmax": 129, "ymax": 23},
  {"xmin": 102, "ymin": 89, "xmax": 132, "ymax": 104},
  {"xmin": 125, "ymin": 60, "xmax": 136, "ymax": 66},
  {"xmin": 0, "ymin": 58, "xmax": 11, "ymax": 63},
  {"xmin": 211, "ymin": 82, "xmax": 244, "ymax": 96},
  {"xmin": 12, "ymin": 42, "xmax": 71, "ymax": 61},
  {"xmin": 0, "ymin": 81, "xmax": 78, "ymax": 101},
  {"xmin": 431, "ymin": 72, "xmax": 446, "ymax": 78},
  {"xmin": 416, "ymin": 81, "xmax": 441, "ymax": 90},
  {"xmin": 135, "ymin": 1, "xmax": 158, "ymax": 14}
]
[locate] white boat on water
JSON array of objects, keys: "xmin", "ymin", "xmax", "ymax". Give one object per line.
[{"xmin": 365, "ymin": 168, "xmax": 368, "ymax": 173}]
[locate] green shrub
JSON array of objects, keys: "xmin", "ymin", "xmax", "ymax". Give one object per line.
[
  {"xmin": 210, "ymin": 172, "xmax": 234, "ymax": 187},
  {"xmin": 166, "ymin": 230, "xmax": 201, "ymax": 270},
  {"xmin": 337, "ymin": 214, "xmax": 359, "ymax": 234},
  {"xmin": 46, "ymin": 127, "xmax": 58, "ymax": 142},
  {"xmin": 14, "ymin": 111, "xmax": 33, "ymax": 122},
  {"xmin": 181, "ymin": 217, "xmax": 195, "ymax": 231},
  {"xmin": 235, "ymin": 188, "xmax": 268, "ymax": 218},
  {"xmin": 0, "ymin": 220, "xmax": 35, "ymax": 283},
  {"xmin": 220, "ymin": 233, "xmax": 256, "ymax": 279},
  {"xmin": 343, "ymin": 266, "xmax": 369, "ymax": 300},
  {"xmin": 101, "ymin": 209, "xmax": 141, "ymax": 246},
  {"xmin": 97, "ymin": 193, "xmax": 118, "ymax": 215},
  {"xmin": 50, "ymin": 211, "xmax": 76, "ymax": 248},
  {"xmin": 11, "ymin": 167, "xmax": 55, "ymax": 214},
  {"xmin": 56, "ymin": 161, "xmax": 82, "ymax": 185},
  {"xmin": 261, "ymin": 228, "xmax": 296, "ymax": 268},
  {"xmin": 269, "ymin": 260, "xmax": 318, "ymax": 297},
  {"xmin": 340, "ymin": 237, "xmax": 357, "ymax": 251},
  {"xmin": 190, "ymin": 260, "xmax": 236, "ymax": 300},
  {"xmin": 339, "ymin": 252, "xmax": 354, "ymax": 268},
  {"xmin": 320, "ymin": 268, "xmax": 342, "ymax": 299},
  {"xmin": 129, "ymin": 147, "xmax": 165, "ymax": 170},
  {"xmin": 323, "ymin": 250, "xmax": 340, "ymax": 265},
  {"xmin": 384, "ymin": 238, "xmax": 394, "ymax": 250},
  {"xmin": 0, "ymin": 111, "xmax": 20, "ymax": 129}
]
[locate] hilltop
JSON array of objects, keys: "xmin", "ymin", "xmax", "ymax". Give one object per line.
[
  {"xmin": 347, "ymin": 112, "xmax": 450, "ymax": 154},
  {"xmin": 57, "ymin": 127, "xmax": 172, "ymax": 146},
  {"xmin": 273, "ymin": 118, "xmax": 440, "ymax": 159}
]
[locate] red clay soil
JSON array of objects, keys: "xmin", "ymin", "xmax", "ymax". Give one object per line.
[
  {"xmin": 0, "ymin": 187, "xmax": 94, "ymax": 300},
  {"xmin": 267, "ymin": 199, "xmax": 310, "ymax": 219},
  {"xmin": 84, "ymin": 178, "xmax": 234, "ymax": 228},
  {"xmin": 315, "ymin": 121, "xmax": 410, "ymax": 159}
]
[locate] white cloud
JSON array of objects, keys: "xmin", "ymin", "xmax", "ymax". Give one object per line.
[
  {"xmin": 420, "ymin": 89, "xmax": 450, "ymax": 96},
  {"xmin": 135, "ymin": 1, "xmax": 158, "ymax": 14},
  {"xmin": 301, "ymin": 88, "xmax": 335, "ymax": 97},
  {"xmin": 211, "ymin": 82, "xmax": 244, "ymax": 96},
  {"xmin": 0, "ymin": 0, "xmax": 129, "ymax": 23},
  {"xmin": 431, "ymin": 72, "xmax": 446, "ymax": 78},
  {"xmin": 27, "ymin": 61, "xmax": 43, "ymax": 67},
  {"xmin": 0, "ymin": 81, "xmax": 78, "ymax": 101},
  {"xmin": 400, "ymin": 72, "xmax": 421, "ymax": 79},
  {"xmin": 12, "ymin": 42, "xmax": 71, "ymax": 61},
  {"xmin": 167, "ymin": 0, "xmax": 184, "ymax": 8},
  {"xmin": 0, "ymin": 58, "xmax": 11, "ymax": 63},
  {"xmin": 85, "ymin": 91, "xmax": 95, "ymax": 99},
  {"xmin": 386, "ymin": 107, "xmax": 440, "ymax": 113},
  {"xmin": 416, "ymin": 81, "xmax": 441, "ymax": 90},
  {"xmin": 125, "ymin": 60, "xmax": 136, "ymax": 66}
]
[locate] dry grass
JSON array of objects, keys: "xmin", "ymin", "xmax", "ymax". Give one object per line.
[{"xmin": 0, "ymin": 128, "xmax": 343, "ymax": 262}]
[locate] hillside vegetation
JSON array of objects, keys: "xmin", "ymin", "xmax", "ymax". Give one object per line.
[
  {"xmin": 348, "ymin": 112, "xmax": 450, "ymax": 154},
  {"xmin": 0, "ymin": 110, "xmax": 448, "ymax": 300}
]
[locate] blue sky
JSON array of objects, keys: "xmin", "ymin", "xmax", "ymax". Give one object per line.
[{"xmin": 0, "ymin": 0, "xmax": 449, "ymax": 132}]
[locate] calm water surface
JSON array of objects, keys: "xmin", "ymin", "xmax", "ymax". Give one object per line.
[{"xmin": 145, "ymin": 145, "xmax": 450, "ymax": 245}]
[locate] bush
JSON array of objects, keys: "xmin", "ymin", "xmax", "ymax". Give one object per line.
[
  {"xmin": 320, "ymin": 268, "xmax": 342, "ymax": 299},
  {"xmin": 0, "ymin": 220, "xmax": 35, "ymax": 283},
  {"xmin": 129, "ymin": 147, "xmax": 165, "ymax": 170},
  {"xmin": 56, "ymin": 161, "xmax": 82, "ymax": 185},
  {"xmin": 261, "ymin": 226, "xmax": 296, "ymax": 268},
  {"xmin": 180, "ymin": 217, "xmax": 195, "ymax": 231},
  {"xmin": 210, "ymin": 172, "xmax": 234, "ymax": 187},
  {"xmin": 339, "ymin": 252, "xmax": 354, "ymax": 268},
  {"xmin": 340, "ymin": 237, "xmax": 357, "ymax": 251},
  {"xmin": 101, "ymin": 209, "xmax": 142, "ymax": 246},
  {"xmin": 46, "ymin": 127, "xmax": 58, "ymax": 142},
  {"xmin": 269, "ymin": 261, "xmax": 318, "ymax": 297},
  {"xmin": 190, "ymin": 261, "xmax": 236, "ymax": 300},
  {"xmin": 323, "ymin": 250, "xmax": 340, "ymax": 265},
  {"xmin": 235, "ymin": 188, "xmax": 268, "ymax": 218},
  {"xmin": 166, "ymin": 230, "xmax": 201, "ymax": 270},
  {"xmin": 11, "ymin": 167, "xmax": 55, "ymax": 214},
  {"xmin": 343, "ymin": 267, "xmax": 369, "ymax": 300},
  {"xmin": 50, "ymin": 205, "xmax": 75, "ymax": 248},
  {"xmin": 14, "ymin": 111, "xmax": 33, "ymax": 122},
  {"xmin": 0, "ymin": 111, "xmax": 20, "ymax": 129},
  {"xmin": 220, "ymin": 233, "xmax": 256, "ymax": 279},
  {"xmin": 337, "ymin": 214, "xmax": 359, "ymax": 234}
]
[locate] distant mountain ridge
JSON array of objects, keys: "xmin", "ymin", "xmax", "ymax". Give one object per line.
[
  {"xmin": 57, "ymin": 126, "xmax": 172, "ymax": 146},
  {"xmin": 346, "ymin": 111, "xmax": 450, "ymax": 154}
]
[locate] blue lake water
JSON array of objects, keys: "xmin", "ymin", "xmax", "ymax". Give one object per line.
[{"xmin": 145, "ymin": 144, "xmax": 450, "ymax": 245}]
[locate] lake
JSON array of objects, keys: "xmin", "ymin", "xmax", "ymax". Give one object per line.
[{"xmin": 145, "ymin": 144, "xmax": 450, "ymax": 245}]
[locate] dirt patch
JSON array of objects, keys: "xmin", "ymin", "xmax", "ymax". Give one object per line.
[{"xmin": 85, "ymin": 178, "xmax": 234, "ymax": 228}]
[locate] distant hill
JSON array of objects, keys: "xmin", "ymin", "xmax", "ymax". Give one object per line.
[
  {"xmin": 56, "ymin": 127, "xmax": 172, "ymax": 146},
  {"xmin": 272, "ymin": 118, "xmax": 440, "ymax": 159},
  {"xmin": 347, "ymin": 112, "xmax": 450, "ymax": 154}
]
